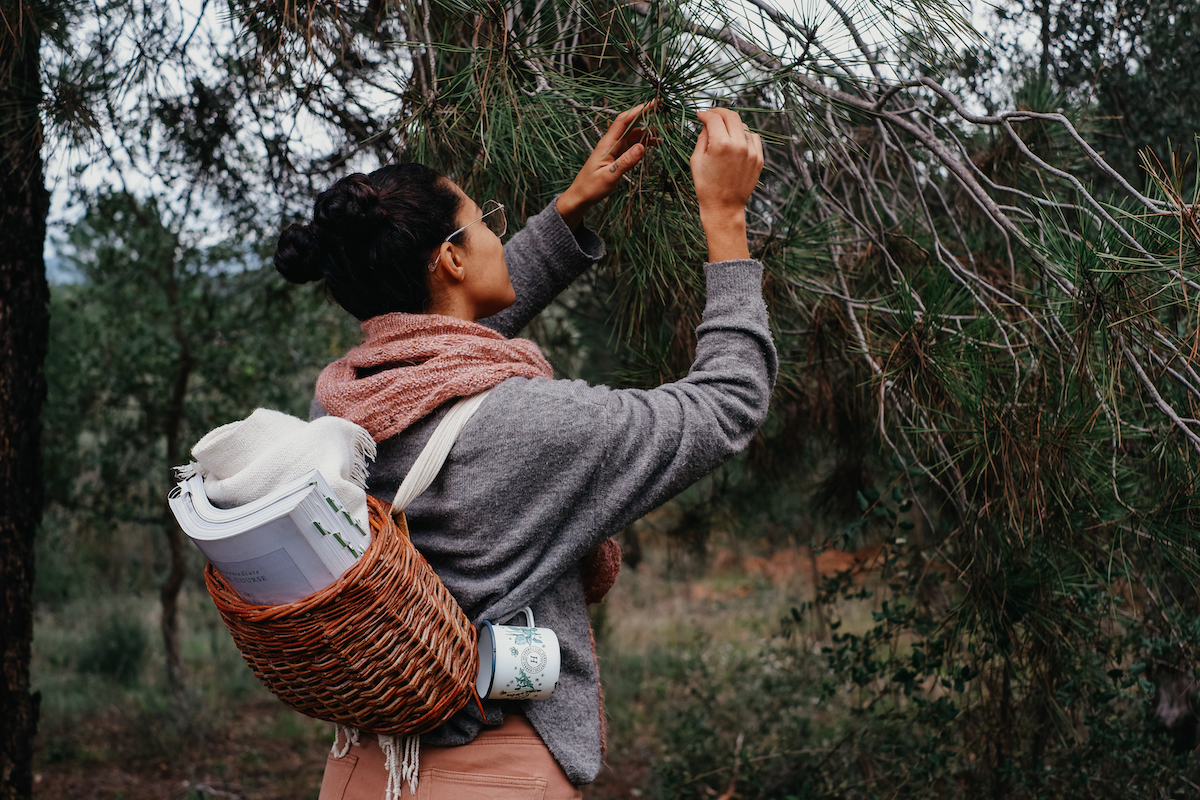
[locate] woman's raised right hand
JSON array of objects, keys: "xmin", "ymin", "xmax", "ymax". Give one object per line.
[{"xmin": 690, "ymin": 107, "xmax": 763, "ymax": 262}]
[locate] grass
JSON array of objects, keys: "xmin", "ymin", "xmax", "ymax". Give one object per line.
[
  {"xmin": 30, "ymin": 528, "xmax": 887, "ymax": 799},
  {"xmin": 588, "ymin": 528, "xmax": 888, "ymax": 799},
  {"xmin": 32, "ymin": 589, "xmax": 329, "ymax": 800}
]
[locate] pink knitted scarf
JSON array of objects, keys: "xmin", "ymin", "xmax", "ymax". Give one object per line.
[
  {"xmin": 317, "ymin": 310, "xmax": 622, "ymax": 609},
  {"xmin": 316, "ymin": 312, "xmax": 554, "ymax": 442}
]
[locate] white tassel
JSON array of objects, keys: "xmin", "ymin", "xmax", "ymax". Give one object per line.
[
  {"xmin": 350, "ymin": 427, "xmax": 378, "ymax": 490},
  {"xmin": 330, "ymin": 724, "xmax": 360, "ymax": 758},
  {"xmin": 173, "ymin": 462, "xmax": 199, "ymax": 481},
  {"xmin": 379, "ymin": 734, "xmax": 420, "ymax": 799},
  {"xmin": 403, "ymin": 735, "xmax": 420, "ymax": 792}
]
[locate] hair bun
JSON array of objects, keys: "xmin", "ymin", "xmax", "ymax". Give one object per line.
[
  {"xmin": 314, "ymin": 173, "xmax": 385, "ymax": 237},
  {"xmin": 274, "ymin": 223, "xmax": 323, "ymax": 284},
  {"xmin": 286, "ymin": 163, "xmax": 458, "ymax": 319}
]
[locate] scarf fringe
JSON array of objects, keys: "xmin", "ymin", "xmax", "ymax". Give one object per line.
[
  {"xmin": 379, "ymin": 734, "xmax": 420, "ymax": 799},
  {"xmin": 174, "ymin": 462, "xmax": 199, "ymax": 481},
  {"xmin": 329, "ymin": 726, "xmax": 419, "ymax": 798},
  {"xmin": 349, "ymin": 426, "xmax": 378, "ymax": 490}
]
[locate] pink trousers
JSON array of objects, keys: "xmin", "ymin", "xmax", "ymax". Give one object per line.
[{"xmin": 318, "ymin": 713, "xmax": 583, "ymax": 800}]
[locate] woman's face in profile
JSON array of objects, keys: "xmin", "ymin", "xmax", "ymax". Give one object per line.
[{"xmin": 448, "ymin": 183, "xmax": 516, "ymax": 320}]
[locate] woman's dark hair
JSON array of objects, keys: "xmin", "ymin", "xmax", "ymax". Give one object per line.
[{"xmin": 274, "ymin": 164, "xmax": 463, "ymax": 320}]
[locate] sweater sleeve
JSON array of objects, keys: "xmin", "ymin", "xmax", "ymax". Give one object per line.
[
  {"xmin": 424, "ymin": 258, "xmax": 778, "ymax": 606},
  {"xmin": 479, "ymin": 200, "xmax": 605, "ymax": 338},
  {"xmin": 587, "ymin": 259, "xmax": 777, "ymax": 533},
  {"xmin": 354, "ymin": 260, "xmax": 776, "ymax": 630}
]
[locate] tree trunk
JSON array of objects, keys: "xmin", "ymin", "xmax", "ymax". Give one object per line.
[
  {"xmin": 160, "ymin": 248, "xmax": 192, "ymax": 700},
  {"xmin": 0, "ymin": 8, "xmax": 50, "ymax": 799},
  {"xmin": 159, "ymin": 513, "xmax": 189, "ymax": 702}
]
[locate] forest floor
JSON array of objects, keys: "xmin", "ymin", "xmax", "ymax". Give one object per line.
[{"xmin": 30, "ymin": 533, "xmax": 884, "ymax": 800}]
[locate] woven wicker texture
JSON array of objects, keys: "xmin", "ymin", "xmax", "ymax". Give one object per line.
[{"xmin": 205, "ymin": 494, "xmax": 480, "ymax": 735}]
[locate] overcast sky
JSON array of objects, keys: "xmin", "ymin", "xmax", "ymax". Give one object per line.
[{"xmin": 43, "ymin": 0, "xmax": 984, "ymax": 281}]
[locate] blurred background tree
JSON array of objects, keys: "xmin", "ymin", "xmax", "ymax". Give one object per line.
[
  {"xmin": 39, "ymin": 191, "xmax": 357, "ymax": 697},
  {"xmin": 6, "ymin": 0, "xmax": 1200, "ymax": 797},
  {"xmin": 968, "ymin": 0, "xmax": 1200, "ymax": 194}
]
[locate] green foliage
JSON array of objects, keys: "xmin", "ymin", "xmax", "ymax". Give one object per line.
[
  {"xmin": 39, "ymin": 191, "xmax": 358, "ymax": 601},
  {"xmin": 626, "ymin": 490, "xmax": 1200, "ymax": 798},
  {"xmin": 363, "ymin": 6, "xmax": 1200, "ymax": 792},
  {"xmin": 32, "ymin": 0, "xmax": 1200, "ymax": 793},
  {"xmin": 31, "ymin": 589, "xmax": 325, "ymax": 782},
  {"xmin": 976, "ymin": 1, "xmax": 1200, "ymax": 194},
  {"xmin": 648, "ymin": 639, "xmax": 823, "ymax": 800},
  {"xmin": 76, "ymin": 611, "xmax": 148, "ymax": 687}
]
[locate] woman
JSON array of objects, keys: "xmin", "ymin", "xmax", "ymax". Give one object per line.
[{"xmin": 275, "ymin": 104, "xmax": 776, "ymax": 799}]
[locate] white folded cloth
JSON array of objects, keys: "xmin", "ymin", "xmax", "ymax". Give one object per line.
[{"xmin": 187, "ymin": 408, "xmax": 377, "ymax": 529}]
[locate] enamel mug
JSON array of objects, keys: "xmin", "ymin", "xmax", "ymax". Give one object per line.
[{"xmin": 475, "ymin": 607, "xmax": 560, "ymax": 701}]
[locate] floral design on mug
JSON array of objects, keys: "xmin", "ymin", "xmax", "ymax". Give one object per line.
[
  {"xmin": 511, "ymin": 627, "xmax": 543, "ymax": 646},
  {"xmin": 508, "ymin": 668, "xmax": 537, "ymax": 697},
  {"xmin": 477, "ymin": 612, "xmax": 558, "ymax": 702}
]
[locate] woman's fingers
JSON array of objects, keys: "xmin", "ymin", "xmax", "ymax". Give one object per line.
[
  {"xmin": 690, "ymin": 121, "xmax": 710, "ymax": 165},
  {"xmin": 584, "ymin": 102, "xmax": 658, "ymax": 184},
  {"xmin": 616, "ymin": 125, "xmax": 658, "ymax": 153},
  {"xmin": 697, "ymin": 107, "xmax": 739, "ymax": 143},
  {"xmin": 556, "ymin": 100, "xmax": 658, "ymax": 227},
  {"xmin": 609, "ymin": 142, "xmax": 647, "ymax": 178},
  {"xmin": 599, "ymin": 101, "xmax": 656, "ymax": 153},
  {"xmin": 692, "ymin": 109, "xmax": 755, "ymax": 171},
  {"xmin": 690, "ymin": 107, "xmax": 763, "ymax": 218}
]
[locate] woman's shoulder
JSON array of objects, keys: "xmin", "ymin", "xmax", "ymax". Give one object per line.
[
  {"xmin": 463, "ymin": 376, "xmax": 614, "ymax": 452},
  {"xmin": 486, "ymin": 374, "xmax": 610, "ymax": 409},
  {"xmin": 465, "ymin": 375, "xmax": 622, "ymax": 453},
  {"xmin": 366, "ymin": 376, "xmax": 616, "ymax": 504}
]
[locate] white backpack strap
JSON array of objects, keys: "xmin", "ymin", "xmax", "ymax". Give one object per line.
[{"xmin": 391, "ymin": 390, "xmax": 492, "ymax": 515}]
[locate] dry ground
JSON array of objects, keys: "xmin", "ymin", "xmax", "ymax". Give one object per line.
[{"xmin": 31, "ymin": 539, "xmax": 882, "ymax": 800}]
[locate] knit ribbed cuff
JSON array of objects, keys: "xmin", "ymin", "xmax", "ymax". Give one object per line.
[
  {"xmin": 703, "ymin": 259, "xmax": 765, "ymax": 297},
  {"xmin": 543, "ymin": 195, "xmax": 606, "ymax": 264}
]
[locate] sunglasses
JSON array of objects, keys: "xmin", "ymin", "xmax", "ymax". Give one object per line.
[{"xmin": 428, "ymin": 200, "xmax": 507, "ymax": 272}]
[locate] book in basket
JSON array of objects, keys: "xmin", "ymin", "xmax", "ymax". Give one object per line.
[{"xmin": 168, "ymin": 469, "xmax": 371, "ymax": 605}]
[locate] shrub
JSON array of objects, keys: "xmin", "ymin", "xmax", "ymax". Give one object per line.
[{"xmin": 77, "ymin": 610, "xmax": 148, "ymax": 687}]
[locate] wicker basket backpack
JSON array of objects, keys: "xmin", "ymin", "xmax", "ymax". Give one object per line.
[{"xmin": 204, "ymin": 391, "xmax": 492, "ymax": 736}]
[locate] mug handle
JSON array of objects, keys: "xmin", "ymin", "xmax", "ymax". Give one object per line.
[{"xmin": 519, "ymin": 606, "xmax": 534, "ymax": 627}]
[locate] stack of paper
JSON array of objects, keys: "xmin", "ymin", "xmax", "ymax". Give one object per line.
[{"xmin": 168, "ymin": 469, "xmax": 372, "ymax": 605}]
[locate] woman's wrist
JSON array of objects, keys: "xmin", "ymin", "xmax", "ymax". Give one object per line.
[
  {"xmin": 555, "ymin": 190, "xmax": 590, "ymax": 232},
  {"xmin": 701, "ymin": 210, "xmax": 750, "ymax": 262}
]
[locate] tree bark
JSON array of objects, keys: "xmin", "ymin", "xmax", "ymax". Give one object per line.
[
  {"xmin": 0, "ymin": 7, "xmax": 50, "ymax": 798},
  {"xmin": 160, "ymin": 245, "xmax": 192, "ymax": 700}
]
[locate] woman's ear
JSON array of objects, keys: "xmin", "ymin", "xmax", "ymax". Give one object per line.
[{"xmin": 430, "ymin": 243, "xmax": 467, "ymax": 284}]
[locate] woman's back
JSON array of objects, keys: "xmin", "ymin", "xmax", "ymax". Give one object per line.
[
  {"xmin": 311, "ymin": 201, "xmax": 775, "ymax": 784},
  {"xmin": 286, "ymin": 103, "xmax": 772, "ymax": 796}
]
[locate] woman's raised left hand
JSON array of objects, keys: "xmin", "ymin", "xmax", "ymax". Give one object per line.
[{"xmin": 556, "ymin": 101, "xmax": 659, "ymax": 230}]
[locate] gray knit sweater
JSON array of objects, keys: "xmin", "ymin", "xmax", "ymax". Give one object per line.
[{"xmin": 312, "ymin": 201, "xmax": 777, "ymax": 784}]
